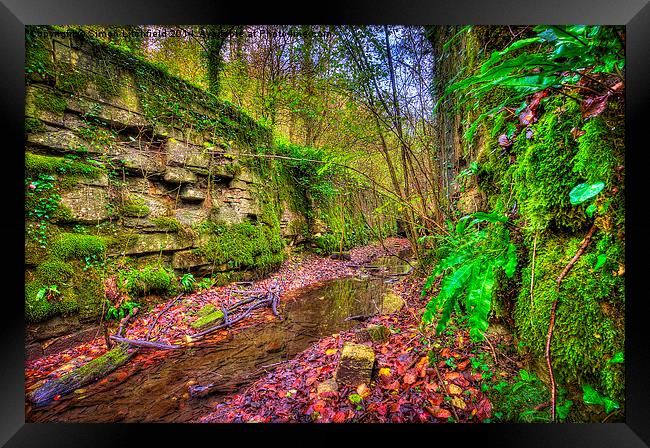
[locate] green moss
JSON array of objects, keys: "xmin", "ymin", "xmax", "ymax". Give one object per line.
[
  {"xmin": 32, "ymin": 88, "xmax": 67, "ymax": 115},
  {"xmin": 513, "ymin": 232, "xmax": 624, "ymax": 403},
  {"xmin": 73, "ymin": 267, "xmax": 105, "ymax": 319},
  {"xmin": 25, "ymin": 117, "xmax": 46, "ymax": 134},
  {"xmin": 119, "ymin": 263, "xmax": 176, "ymax": 297},
  {"xmin": 25, "ymin": 153, "xmax": 102, "ymax": 178},
  {"xmin": 121, "ymin": 197, "xmax": 151, "ymax": 218},
  {"xmin": 512, "ymin": 99, "xmax": 587, "ymax": 231},
  {"xmin": 50, "ymin": 233, "xmax": 107, "ymax": 261},
  {"xmin": 196, "ymin": 221, "xmax": 284, "ymax": 275},
  {"xmin": 35, "ymin": 259, "xmax": 74, "ymax": 284},
  {"xmin": 150, "ymin": 217, "xmax": 182, "ymax": 232},
  {"xmin": 190, "ymin": 309, "xmax": 224, "ymax": 329},
  {"xmin": 25, "ymin": 281, "xmax": 53, "ymax": 323},
  {"xmin": 491, "ymin": 371, "xmax": 551, "ymax": 422}
]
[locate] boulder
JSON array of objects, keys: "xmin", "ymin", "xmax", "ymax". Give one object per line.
[
  {"xmin": 336, "ymin": 343, "xmax": 375, "ymax": 387},
  {"xmin": 190, "ymin": 305, "xmax": 224, "ymax": 329},
  {"xmin": 166, "ymin": 139, "xmax": 211, "ymax": 169},
  {"xmin": 119, "ymin": 233, "xmax": 193, "ymax": 256}
]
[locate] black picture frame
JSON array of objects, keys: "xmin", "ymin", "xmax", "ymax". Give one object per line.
[{"xmin": 3, "ymin": 0, "xmax": 648, "ymax": 446}]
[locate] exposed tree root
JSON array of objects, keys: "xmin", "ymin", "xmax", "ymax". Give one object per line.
[{"xmin": 547, "ymin": 224, "xmax": 597, "ymax": 422}]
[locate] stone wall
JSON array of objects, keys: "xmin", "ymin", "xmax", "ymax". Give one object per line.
[{"xmin": 24, "ymin": 27, "xmax": 308, "ymax": 329}]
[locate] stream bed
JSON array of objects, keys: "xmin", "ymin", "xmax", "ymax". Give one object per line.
[{"xmin": 26, "ymin": 256, "xmax": 410, "ymax": 423}]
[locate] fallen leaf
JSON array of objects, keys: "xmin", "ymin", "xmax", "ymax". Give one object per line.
[
  {"xmin": 451, "ymin": 396, "xmax": 466, "ymax": 409},
  {"xmin": 404, "ymin": 372, "xmax": 417, "ymax": 385},
  {"xmin": 426, "ymin": 406, "xmax": 452, "ymax": 419},
  {"xmin": 447, "ymin": 384, "xmax": 463, "ymax": 395}
]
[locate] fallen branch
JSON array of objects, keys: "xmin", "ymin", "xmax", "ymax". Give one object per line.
[
  {"xmin": 145, "ymin": 294, "xmax": 183, "ymax": 340},
  {"xmin": 547, "ymin": 224, "xmax": 597, "ymax": 422},
  {"xmin": 28, "ymin": 343, "xmax": 135, "ymax": 406},
  {"xmin": 109, "ymin": 335, "xmax": 181, "ymax": 350}
]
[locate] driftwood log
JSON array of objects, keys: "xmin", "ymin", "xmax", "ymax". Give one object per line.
[{"xmin": 28, "ymin": 343, "xmax": 136, "ymax": 406}]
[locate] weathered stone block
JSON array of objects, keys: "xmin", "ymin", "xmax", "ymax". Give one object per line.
[
  {"xmin": 166, "ymin": 139, "xmax": 211, "ymax": 169},
  {"xmin": 27, "ymin": 128, "xmax": 89, "ymax": 153},
  {"xmin": 117, "ymin": 145, "xmax": 166, "ymax": 174},
  {"xmin": 336, "ymin": 343, "xmax": 375, "ymax": 387},
  {"xmin": 180, "ymin": 184, "xmax": 206, "ymax": 202},
  {"xmin": 356, "ymin": 324, "xmax": 391, "ymax": 343},
  {"xmin": 381, "ymin": 293, "xmax": 405, "ymax": 314},
  {"xmin": 120, "ymin": 233, "xmax": 193, "ymax": 255},
  {"xmin": 164, "ymin": 167, "xmax": 197, "ymax": 184},
  {"xmin": 60, "ymin": 185, "xmax": 110, "ymax": 224},
  {"xmin": 175, "ymin": 207, "xmax": 209, "ymax": 226},
  {"xmin": 172, "ymin": 250, "xmax": 210, "ymax": 271},
  {"xmin": 316, "ymin": 378, "xmax": 339, "ymax": 397}
]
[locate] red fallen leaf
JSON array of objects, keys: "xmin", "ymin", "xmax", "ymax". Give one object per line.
[
  {"xmin": 582, "ymin": 93, "xmax": 610, "ymax": 119},
  {"xmin": 332, "ymin": 411, "xmax": 346, "ymax": 423},
  {"xmin": 498, "ymin": 134, "xmax": 511, "ymax": 147},
  {"xmin": 377, "ymin": 403, "xmax": 388, "ymax": 416},
  {"xmin": 53, "ymin": 395, "xmax": 61, "ymax": 401},
  {"xmin": 525, "ymin": 128, "xmax": 534, "ymax": 139},
  {"xmin": 440, "ymin": 348, "xmax": 451, "ymax": 358},
  {"xmin": 456, "ymin": 359, "xmax": 470, "ymax": 371},
  {"xmin": 403, "ymin": 372, "xmax": 417, "ymax": 385},
  {"xmin": 476, "ymin": 397, "xmax": 492, "ymax": 420},
  {"xmin": 426, "ymin": 406, "xmax": 451, "ymax": 419},
  {"xmin": 445, "ymin": 371, "xmax": 462, "ymax": 381},
  {"xmin": 429, "ymin": 395, "xmax": 444, "ymax": 406}
]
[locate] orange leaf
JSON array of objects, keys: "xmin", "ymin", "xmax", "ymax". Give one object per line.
[
  {"xmin": 404, "ymin": 372, "xmax": 417, "ymax": 385},
  {"xmin": 332, "ymin": 411, "xmax": 346, "ymax": 423},
  {"xmin": 357, "ymin": 383, "xmax": 370, "ymax": 399},
  {"xmin": 426, "ymin": 406, "xmax": 451, "ymax": 419}
]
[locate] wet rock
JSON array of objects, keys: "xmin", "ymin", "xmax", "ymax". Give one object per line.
[
  {"xmin": 119, "ymin": 233, "xmax": 193, "ymax": 255},
  {"xmin": 330, "ymin": 251, "xmax": 351, "ymax": 261},
  {"xmin": 175, "ymin": 207, "xmax": 209, "ymax": 226},
  {"xmin": 166, "ymin": 139, "xmax": 210, "ymax": 169},
  {"xmin": 381, "ymin": 292, "xmax": 405, "ymax": 314},
  {"xmin": 336, "ymin": 343, "xmax": 375, "ymax": 387}
]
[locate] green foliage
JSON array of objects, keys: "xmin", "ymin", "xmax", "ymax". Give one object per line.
[
  {"xmin": 569, "ymin": 182, "xmax": 604, "ymax": 205},
  {"xmin": 421, "ymin": 212, "xmax": 517, "ymax": 341},
  {"xmin": 50, "ymin": 233, "xmax": 107, "ymax": 261},
  {"xmin": 118, "ymin": 263, "xmax": 176, "ymax": 297},
  {"xmin": 25, "ymin": 281, "xmax": 53, "ymax": 322},
  {"xmin": 490, "ymin": 369, "xmax": 551, "ymax": 422},
  {"xmin": 106, "ymin": 300, "xmax": 140, "ymax": 321},
  {"xmin": 180, "ymin": 273, "xmax": 196, "ymax": 292},
  {"xmin": 442, "ymin": 25, "xmax": 624, "ymax": 141},
  {"xmin": 582, "ymin": 385, "xmax": 620, "ymax": 414}
]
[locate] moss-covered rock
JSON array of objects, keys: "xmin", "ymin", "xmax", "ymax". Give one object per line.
[
  {"xmin": 50, "ymin": 233, "xmax": 106, "ymax": 261},
  {"xmin": 190, "ymin": 305, "xmax": 224, "ymax": 329},
  {"xmin": 336, "ymin": 343, "xmax": 375, "ymax": 387}
]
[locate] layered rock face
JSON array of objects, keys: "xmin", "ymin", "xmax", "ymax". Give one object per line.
[{"xmin": 24, "ymin": 28, "xmax": 308, "ymax": 329}]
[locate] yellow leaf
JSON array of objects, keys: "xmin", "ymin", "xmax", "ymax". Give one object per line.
[
  {"xmin": 451, "ymin": 397, "xmax": 466, "ymax": 409},
  {"xmin": 183, "ymin": 335, "xmax": 193, "ymax": 343},
  {"xmin": 378, "ymin": 367, "xmax": 391, "ymax": 377},
  {"xmin": 447, "ymin": 384, "xmax": 463, "ymax": 395},
  {"xmin": 325, "ymin": 348, "xmax": 337, "ymax": 356}
]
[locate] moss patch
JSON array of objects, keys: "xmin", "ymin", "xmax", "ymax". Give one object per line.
[
  {"xmin": 50, "ymin": 233, "xmax": 107, "ymax": 261},
  {"xmin": 118, "ymin": 263, "xmax": 176, "ymax": 297},
  {"xmin": 26, "ymin": 153, "xmax": 102, "ymax": 178}
]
